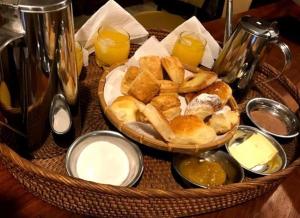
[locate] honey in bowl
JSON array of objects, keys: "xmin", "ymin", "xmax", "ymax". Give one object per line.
[
  {"xmin": 172, "ymin": 32, "xmax": 206, "ymax": 67},
  {"xmin": 94, "ymin": 26, "xmax": 130, "ymax": 66},
  {"xmin": 177, "ymin": 157, "xmax": 227, "ymax": 187}
]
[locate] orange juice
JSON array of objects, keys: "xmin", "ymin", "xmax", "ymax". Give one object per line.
[
  {"xmin": 94, "ymin": 26, "xmax": 130, "ymax": 66},
  {"xmin": 75, "ymin": 42, "xmax": 83, "ymax": 76},
  {"xmin": 172, "ymin": 32, "xmax": 206, "ymax": 67}
]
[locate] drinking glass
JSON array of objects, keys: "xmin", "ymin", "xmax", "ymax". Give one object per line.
[
  {"xmin": 172, "ymin": 32, "xmax": 207, "ymax": 67},
  {"xmin": 94, "ymin": 26, "xmax": 130, "ymax": 67}
]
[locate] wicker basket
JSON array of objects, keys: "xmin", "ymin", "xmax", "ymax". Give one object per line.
[
  {"xmin": 0, "ymin": 30, "xmax": 300, "ymax": 217},
  {"xmin": 98, "ymin": 64, "xmax": 239, "ymax": 154}
]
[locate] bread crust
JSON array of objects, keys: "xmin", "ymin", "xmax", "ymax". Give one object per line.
[
  {"xmin": 128, "ymin": 70, "xmax": 160, "ymax": 103},
  {"xmin": 139, "ymin": 56, "xmax": 163, "ymax": 80},
  {"xmin": 161, "ymin": 56, "xmax": 184, "ymax": 84},
  {"xmin": 170, "ymin": 115, "xmax": 216, "ymax": 145},
  {"xmin": 179, "ymin": 70, "xmax": 217, "ymax": 93}
]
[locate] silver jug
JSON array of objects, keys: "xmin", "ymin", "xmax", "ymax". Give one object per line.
[
  {"xmin": 213, "ymin": 16, "xmax": 292, "ymax": 90},
  {"xmin": 0, "ymin": 0, "xmax": 79, "ymax": 150}
]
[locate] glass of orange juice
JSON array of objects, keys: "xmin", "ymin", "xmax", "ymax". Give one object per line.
[
  {"xmin": 75, "ymin": 41, "xmax": 83, "ymax": 77},
  {"xmin": 94, "ymin": 26, "xmax": 130, "ymax": 67},
  {"xmin": 172, "ymin": 32, "xmax": 207, "ymax": 67}
]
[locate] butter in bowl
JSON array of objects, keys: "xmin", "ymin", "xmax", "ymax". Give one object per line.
[
  {"xmin": 226, "ymin": 125, "xmax": 287, "ymax": 176},
  {"xmin": 66, "ymin": 131, "xmax": 143, "ymax": 187}
]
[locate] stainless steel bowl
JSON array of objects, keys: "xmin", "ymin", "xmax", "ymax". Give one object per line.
[
  {"xmin": 225, "ymin": 125, "xmax": 287, "ymax": 176},
  {"xmin": 66, "ymin": 130, "xmax": 143, "ymax": 187},
  {"xmin": 173, "ymin": 151, "xmax": 244, "ymax": 188},
  {"xmin": 246, "ymin": 97, "xmax": 299, "ymax": 138}
]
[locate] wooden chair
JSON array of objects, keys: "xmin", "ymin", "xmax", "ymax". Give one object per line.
[{"xmin": 133, "ymin": 11, "xmax": 186, "ymax": 31}]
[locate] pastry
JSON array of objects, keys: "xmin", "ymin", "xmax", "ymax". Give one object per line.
[
  {"xmin": 109, "ymin": 96, "xmax": 139, "ymax": 123},
  {"xmin": 161, "ymin": 56, "xmax": 184, "ymax": 84},
  {"xmin": 199, "ymin": 81, "xmax": 232, "ymax": 105},
  {"xmin": 121, "ymin": 66, "xmax": 140, "ymax": 95},
  {"xmin": 140, "ymin": 104, "xmax": 175, "ymax": 142},
  {"xmin": 170, "ymin": 115, "xmax": 217, "ymax": 145},
  {"xmin": 150, "ymin": 94, "xmax": 181, "ymax": 120},
  {"xmin": 185, "ymin": 94, "xmax": 222, "ymax": 120},
  {"xmin": 208, "ymin": 108, "xmax": 239, "ymax": 134},
  {"xmin": 158, "ymin": 80, "xmax": 179, "ymax": 93},
  {"xmin": 139, "ymin": 56, "xmax": 163, "ymax": 80},
  {"xmin": 128, "ymin": 70, "xmax": 160, "ymax": 103},
  {"xmin": 178, "ymin": 69, "xmax": 217, "ymax": 93}
]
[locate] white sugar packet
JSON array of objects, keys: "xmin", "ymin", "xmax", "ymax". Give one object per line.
[
  {"xmin": 75, "ymin": 0, "xmax": 149, "ymax": 65},
  {"xmin": 161, "ymin": 16, "xmax": 221, "ymax": 68}
]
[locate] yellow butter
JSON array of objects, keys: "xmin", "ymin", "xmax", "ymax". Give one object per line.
[{"xmin": 229, "ymin": 133, "xmax": 278, "ymax": 169}]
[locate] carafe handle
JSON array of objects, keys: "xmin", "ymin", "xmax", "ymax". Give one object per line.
[{"xmin": 262, "ymin": 41, "xmax": 292, "ymax": 83}]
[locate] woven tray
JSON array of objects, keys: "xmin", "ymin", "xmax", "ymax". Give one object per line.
[{"xmin": 0, "ymin": 29, "xmax": 300, "ymax": 217}]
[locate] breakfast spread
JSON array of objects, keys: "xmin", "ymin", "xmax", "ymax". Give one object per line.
[{"xmin": 107, "ymin": 55, "xmax": 239, "ymax": 147}]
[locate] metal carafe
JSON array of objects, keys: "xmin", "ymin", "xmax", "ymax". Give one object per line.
[
  {"xmin": 0, "ymin": 0, "xmax": 79, "ymax": 150},
  {"xmin": 213, "ymin": 16, "xmax": 292, "ymax": 90}
]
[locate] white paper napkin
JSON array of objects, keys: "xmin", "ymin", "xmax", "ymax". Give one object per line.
[
  {"xmin": 161, "ymin": 16, "xmax": 221, "ymax": 69},
  {"xmin": 126, "ymin": 36, "xmax": 170, "ymax": 66},
  {"xmin": 75, "ymin": 0, "xmax": 149, "ymax": 55}
]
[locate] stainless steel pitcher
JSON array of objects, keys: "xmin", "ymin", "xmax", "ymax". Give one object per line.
[
  {"xmin": 0, "ymin": 0, "xmax": 79, "ymax": 150},
  {"xmin": 213, "ymin": 16, "xmax": 292, "ymax": 90}
]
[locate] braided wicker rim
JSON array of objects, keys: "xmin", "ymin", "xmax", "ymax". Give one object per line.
[
  {"xmin": 1, "ymin": 64, "xmax": 300, "ymax": 198},
  {"xmin": 98, "ymin": 64, "xmax": 239, "ymax": 154}
]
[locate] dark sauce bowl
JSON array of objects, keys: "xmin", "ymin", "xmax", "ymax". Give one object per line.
[{"xmin": 246, "ymin": 98, "xmax": 299, "ymax": 138}]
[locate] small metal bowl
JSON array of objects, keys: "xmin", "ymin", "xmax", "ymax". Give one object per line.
[
  {"xmin": 173, "ymin": 151, "xmax": 244, "ymax": 188},
  {"xmin": 246, "ymin": 97, "xmax": 299, "ymax": 138},
  {"xmin": 225, "ymin": 125, "xmax": 287, "ymax": 176},
  {"xmin": 66, "ymin": 130, "xmax": 143, "ymax": 187}
]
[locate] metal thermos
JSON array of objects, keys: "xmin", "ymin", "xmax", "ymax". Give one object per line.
[{"xmin": 0, "ymin": 0, "xmax": 80, "ymax": 150}]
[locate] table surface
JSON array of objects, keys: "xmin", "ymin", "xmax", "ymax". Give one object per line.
[{"xmin": 1, "ymin": 0, "xmax": 300, "ymax": 217}]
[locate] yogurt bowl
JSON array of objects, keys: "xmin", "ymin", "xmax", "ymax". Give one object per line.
[{"xmin": 66, "ymin": 130, "xmax": 143, "ymax": 187}]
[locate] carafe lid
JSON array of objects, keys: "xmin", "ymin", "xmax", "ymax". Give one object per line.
[
  {"xmin": 1, "ymin": 0, "xmax": 70, "ymax": 12},
  {"xmin": 240, "ymin": 16, "xmax": 279, "ymax": 39}
]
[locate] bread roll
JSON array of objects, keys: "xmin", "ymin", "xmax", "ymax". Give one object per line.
[
  {"xmin": 128, "ymin": 70, "xmax": 160, "ymax": 103},
  {"xmin": 139, "ymin": 56, "xmax": 163, "ymax": 80},
  {"xmin": 208, "ymin": 109, "xmax": 239, "ymax": 134},
  {"xmin": 158, "ymin": 80, "xmax": 179, "ymax": 93},
  {"xmin": 170, "ymin": 115, "xmax": 216, "ymax": 145},
  {"xmin": 179, "ymin": 70, "xmax": 217, "ymax": 93},
  {"xmin": 109, "ymin": 96, "xmax": 139, "ymax": 123},
  {"xmin": 199, "ymin": 81, "xmax": 232, "ymax": 105},
  {"xmin": 150, "ymin": 94, "xmax": 181, "ymax": 121},
  {"xmin": 185, "ymin": 94, "xmax": 222, "ymax": 120},
  {"xmin": 161, "ymin": 56, "xmax": 184, "ymax": 84},
  {"xmin": 141, "ymin": 104, "xmax": 175, "ymax": 142},
  {"xmin": 121, "ymin": 66, "xmax": 140, "ymax": 95}
]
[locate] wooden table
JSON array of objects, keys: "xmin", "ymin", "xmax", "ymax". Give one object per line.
[{"xmin": 1, "ymin": 1, "xmax": 300, "ymax": 217}]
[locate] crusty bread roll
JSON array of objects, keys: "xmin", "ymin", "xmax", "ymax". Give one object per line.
[
  {"xmin": 178, "ymin": 70, "xmax": 217, "ymax": 93},
  {"xmin": 208, "ymin": 109, "xmax": 239, "ymax": 134},
  {"xmin": 139, "ymin": 56, "xmax": 163, "ymax": 80},
  {"xmin": 185, "ymin": 94, "xmax": 222, "ymax": 120},
  {"xmin": 199, "ymin": 81, "xmax": 232, "ymax": 105},
  {"xmin": 150, "ymin": 94, "xmax": 181, "ymax": 121},
  {"xmin": 170, "ymin": 115, "xmax": 216, "ymax": 145},
  {"xmin": 140, "ymin": 104, "xmax": 175, "ymax": 142},
  {"xmin": 161, "ymin": 56, "xmax": 184, "ymax": 84},
  {"xmin": 128, "ymin": 70, "xmax": 160, "ymax": 103},
  {"xmin": 121, "ymin": 66, "xmax": 140, "ymax": 95},
  {"xmin": 109, "ymin": 96, "xmax": 139, "ymax": 123},
  {"xmin": 158, "ymin": 80, "xmax": 179, "ymax": 93}
]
